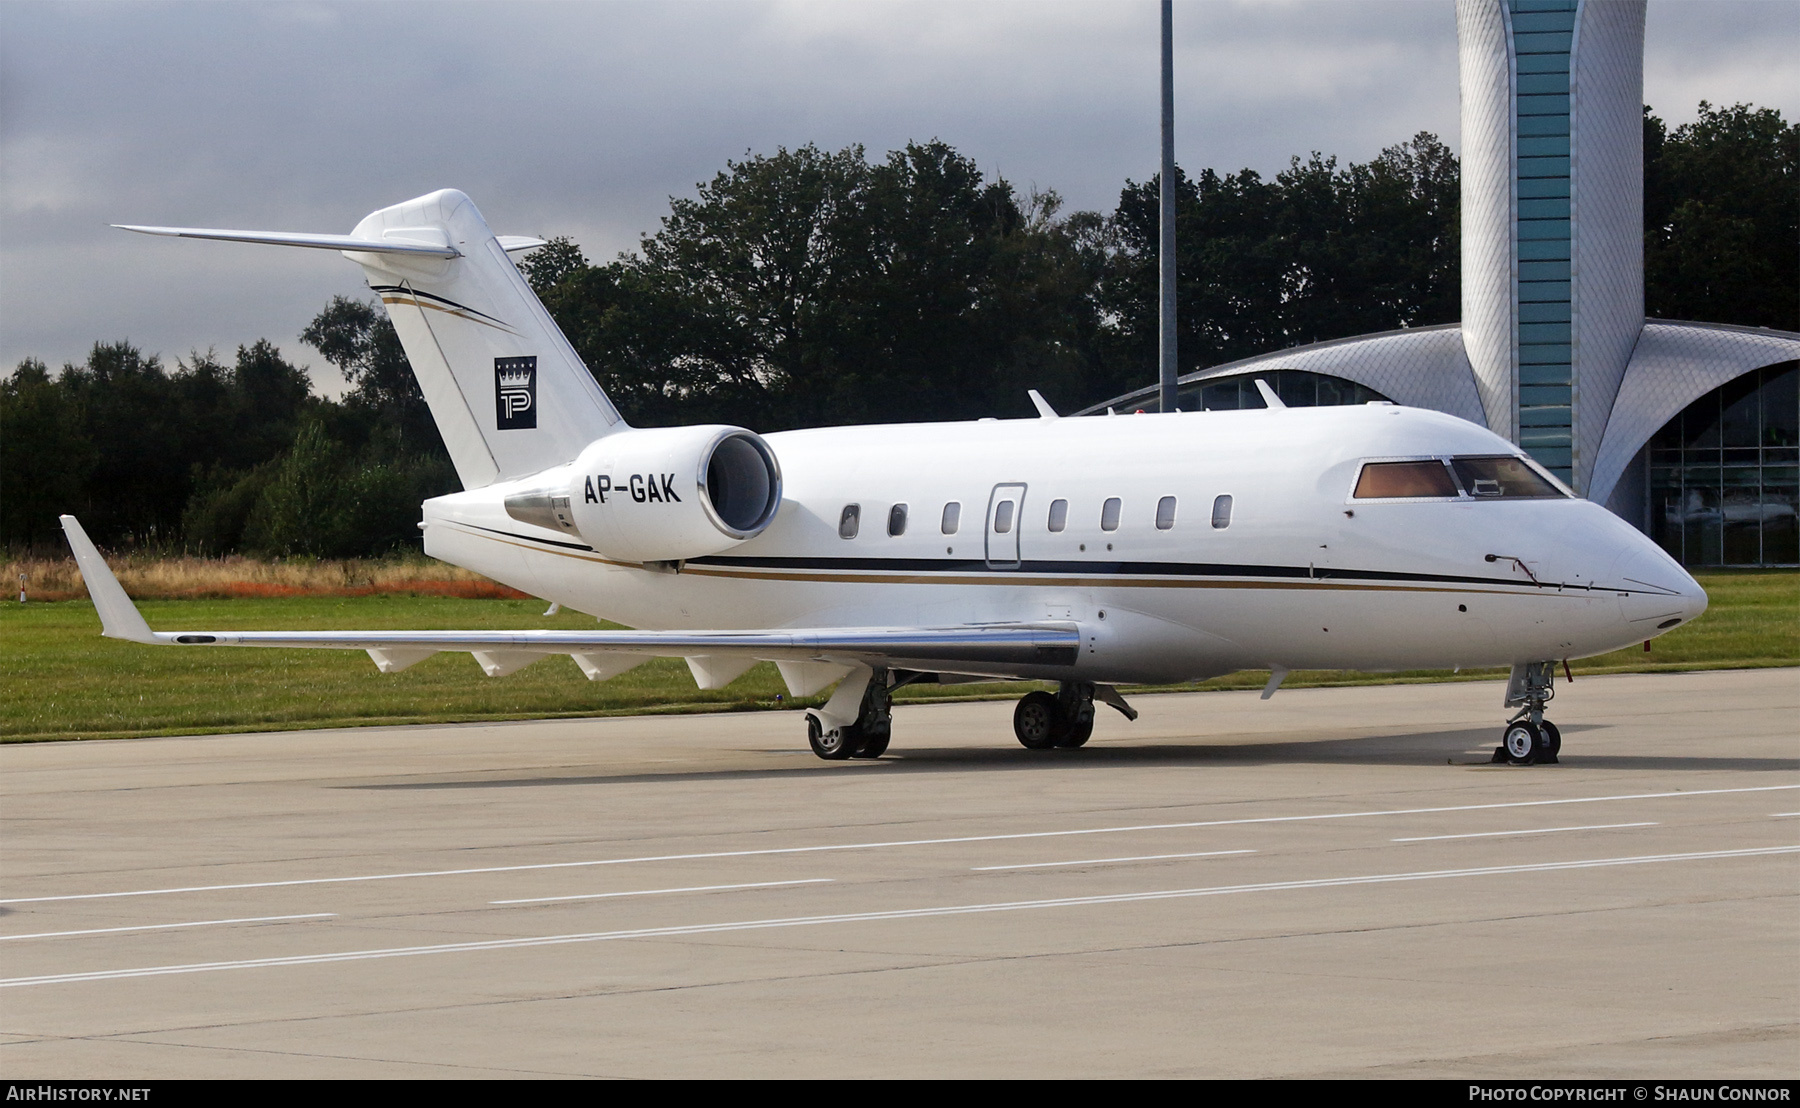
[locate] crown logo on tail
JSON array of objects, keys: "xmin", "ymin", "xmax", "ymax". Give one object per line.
[{"xmin": 495, "ymin": 356, "xmax": 537, "ymax": 430}]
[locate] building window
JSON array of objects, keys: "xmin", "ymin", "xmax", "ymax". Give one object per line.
[
  {"xmin": 1156, "ymin": 496, "xmax": 1177, "ymax": 530},
  {"xmin": 941, "ymin": 502, "xmax": 961, "ymax": 535},
  {"xmin": 1100, "ymin": 497, "xmax": 1121, "ymax": 531},
  {"xmin": 1047, "ymin": 499, "xmax": 1068, "ymax": 532},
  {"xmin": 839, "ymin": 504, "xmax": 860, "ymax": 539},
  {"xmin": 888, "ymin": 503, "xmax": 908, "ymax": 537},
  {"xmin": 1650, "ymin": 361, "xmax": 1797, "ymax": 567},
  {"xmin": 1211, "ymin": 495, "xmax": 1233, "ymax": 529}
]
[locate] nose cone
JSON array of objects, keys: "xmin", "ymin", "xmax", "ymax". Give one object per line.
[{"xmin": 1610, "ymin": 539, "xmax": 1707, "ymax": 634}]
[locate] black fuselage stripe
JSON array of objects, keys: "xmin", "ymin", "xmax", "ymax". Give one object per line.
[{"xmin": 452, "ymin": 522, "xmax": 1650, "ymax": 594}]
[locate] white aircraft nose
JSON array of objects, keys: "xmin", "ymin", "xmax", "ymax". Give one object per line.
[{"xmin": 1609, "ymin": 540, "xmax": 1707, "ymax": 633}]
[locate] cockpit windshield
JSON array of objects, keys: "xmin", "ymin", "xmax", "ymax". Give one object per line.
[
  {"xmin": 1353, "ymin": 456, "xmax": 1568, "ymax": 501},
  {"xmin": 1448, "ymin": 455, "xmax": 1564, "ymax": 499}
]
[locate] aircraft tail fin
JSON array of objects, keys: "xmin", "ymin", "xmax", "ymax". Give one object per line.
[{"xmin": 119, "ymin": 190, "xmax": 624, "ymax": 489}]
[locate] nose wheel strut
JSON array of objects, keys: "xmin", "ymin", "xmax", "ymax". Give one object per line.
[{"xmin": 1493, "ymin": 661, "xmax": 1561, "ymax": 765}]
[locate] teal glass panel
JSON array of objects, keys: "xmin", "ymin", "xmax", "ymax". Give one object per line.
[
  {"xmin": 1516, "ymin": 53, "xmax": 1571, "ymax": 74},
  {"xmin": 1518, "ymin": 197, "xmax": 1571, "ymax": 219},
  {"xmin": 1521, "ymin": 385, "xmax": 1573, "ymax": 406},
  {"xmin": 1517, "ymin": 155, "xmax": 1571, "ymax": 178},
  {"xmin": 1519, "ymin": 135, "xmax": 1572, "ymax": 157},
  {"xmin": 1519, "ymin": 239, "xmax": 1572, "ymax": 261},
  {"xmin": 1519, "ymin": 301, "xmax": 1572, "ymax": 323},
  {"xmin": 1512, "ymin": 0, "xmax": 1577, "ymax": 15},
  {"xmin": 1519, "ymin": 280, "xmax": 1572, "ymax": 302},
  {"xmin": 1519, "ymin": 406, "xmax": 1572, "ymax": 427},
  {"xmin": 1519, "ymin": 344, "xmax": 1570, "ymax": 365},
  {"xmin": 1516, "ymin": 72, "xmax": 1570, "ymax": 95},
  {"xmin": 1518, "ymin": 217, "xmax": 1572, "ymax": 239},
  {"xmin": 1514, "ymin": 31, "xmax": 1574, "ymax": 52},
  {"xmin": 1521, "ymin": 364, "xmax": 1572, "ymax": 386},
  {"xmin": 1526, "ymin": 445, "xmax": 1573, "ymax": 467},
  {"xmin": 1513, "ymin": 12, "xmax": 1576, "ymax": 32},
  {"xmin": 1519, "ymin": 322, "xmax": 1573, "ymax": 343},
  {"xmin": 1516, "ymin": 96, "xmax": 1572, "ymax": 120},
  {"xmin": 1520, "ymin": 259, "xmax": 1572, "ymax": 280},
  {"xmin": 1518, "ymin": 178, "xmax": 1571, "ymax": 199}
]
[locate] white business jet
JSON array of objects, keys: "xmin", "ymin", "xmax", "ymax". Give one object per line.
[{"xmin": 69, "ymin": 189, "xmax": 1706, "ymax": 764}]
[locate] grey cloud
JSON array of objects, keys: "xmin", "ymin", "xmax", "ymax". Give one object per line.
[{"xmin": 1, "ymin": 1, "xmax": 1790, "ymax": 383}]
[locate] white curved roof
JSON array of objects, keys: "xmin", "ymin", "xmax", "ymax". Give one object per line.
[
  {"xmin": 1080, "ymin": 324, "xmax": 1489, "ymax": 425},
  {"xmin": 1588, "ymin": 321, "xmax": 1800, "ymax": 507}
]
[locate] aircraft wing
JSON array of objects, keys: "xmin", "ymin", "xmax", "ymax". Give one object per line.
[{"xmin": 59, "ymin": 516, "xmax": 1078, "ymax": 687}]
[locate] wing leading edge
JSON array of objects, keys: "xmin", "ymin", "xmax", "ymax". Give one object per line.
[{"xmin": 58, "ymin": 516, "xmax": 1079, "ymax": 692}]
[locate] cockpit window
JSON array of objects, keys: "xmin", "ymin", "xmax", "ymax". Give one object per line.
[
  {"xmin": 1449, "ymin": 456, "xmax": 1565, "ymax": 499},
  {"xmin": 1354, "ymin": 460, "xmax": 1457, "ymax": 499}
]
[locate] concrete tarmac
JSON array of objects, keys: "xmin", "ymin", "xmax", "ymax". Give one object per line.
[{"xmin": 2, "ymin": 669, "xmax": 1795, "ymax": 1078}]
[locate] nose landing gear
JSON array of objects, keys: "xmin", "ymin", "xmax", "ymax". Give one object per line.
[{"xmin": 1493, "ymin": 661, "xmax": 1561, "ymax": 765}]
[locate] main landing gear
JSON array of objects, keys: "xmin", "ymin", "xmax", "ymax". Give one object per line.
[
  {"xmin": 1012, "ymin": 682, "xmax": 1136, "ymax": 750},
  {"xmin": 802, "ymin": 671, "xmax": 1142, "ymax": 761},
  {"xmin": 806, "ymin": 665, "xmax": 892, "ymax": 760},
  {"xmin": 1493, "ymin": 660, "xmax": 1562, "ymax": 766}
]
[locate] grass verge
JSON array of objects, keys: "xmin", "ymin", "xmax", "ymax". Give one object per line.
[{"xmin": 1, "ymin": 570, "xmax": 1791, "ymax": 743}]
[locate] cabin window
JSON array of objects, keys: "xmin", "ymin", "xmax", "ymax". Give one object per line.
[
  {"xmin": 1450, "ymin": 456, "xmax": 1565, "ymax": 499},
  {"xmin": 839, "ymin": 504, "xmax": 860, "ymax": 539},
  {"xmin": 888, "ymin": 503, "xmax": 908, "ymax": 536},
  {"xmin": 941, "ymin": 502, "xmax": 961, "ymax": 534},
  {"xmin": 993, "ymin": 500, "xmax": 1015, "ymax": 534},
  {"xmin": 1353, "ymin": 460, "xmax": 1457, "ymax": 499},
  {"xmin": 1156, "ymin": 496, "xmax": 1177, "ymax": 530},
  {"xmin": 1211, "ymin": 494, "xmax": 1233, "ymax": 529},
  {"xmin": 1047, "ymin": 499, "xmax": 1068, "ymax": 532},
  {"xmin": 1101, "ymin": 497, "xmax": 1121, "ymax": 532}
]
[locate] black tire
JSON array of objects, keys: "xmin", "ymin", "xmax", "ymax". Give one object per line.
[
  {"xmin": 1054, "ymin": 714, "xmax": 1094, "ymax": 748},
  {"xmin": 1539, "ymin": 720, "xmax": 1561, "ymax": 763},
  {"xmin": 808, "ymin": 714, "xmax": 857, "ymax": 760},
  {"xmin": 1503, "ymin": 721, "xmax": 1542, "ymax": 766},
  {"xmin": 1013, "ymin": 691, "xmax": 1061, "ymax": 750}
]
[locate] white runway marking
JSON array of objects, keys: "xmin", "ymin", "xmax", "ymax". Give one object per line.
[
  {"xmin": 491, "ymin": 878, "xmax": 834, "ymax": 905},
  {"xmin": 1393, "ymin": 822, "xmax": 1657, "ymax": 842},
  {"xmin": 6, "ymin": 784, "xmax": 1793, "ymax": 905},
  {"xmin": 0, "ymin": 914, "xmax": 334, "ymax": 942},
  {"xmin": 973, "ymin": 850, "xmax": 1254, "ymax": 871},
  {"xmin": 4, "ymin": 845, "xmax": 1793, "ymax": 989}
]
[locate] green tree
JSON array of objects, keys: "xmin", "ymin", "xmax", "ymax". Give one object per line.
[
  {"xmin": 1645, "ymin": 102, "xmax": 1798, "ymax": 329},
  {"xmin": 0, "ymin": 358, "xmax": 95, "ymax": 550}
]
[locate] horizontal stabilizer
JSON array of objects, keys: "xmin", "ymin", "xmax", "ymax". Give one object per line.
[{"xmin": 114, "ymin": 224, "xmax": 461, "ymax": 258}]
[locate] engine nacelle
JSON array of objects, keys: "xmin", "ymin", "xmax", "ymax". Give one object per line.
[{"xmin": 503, "ymin": 426, "xmax": 781, "ymax": 563}]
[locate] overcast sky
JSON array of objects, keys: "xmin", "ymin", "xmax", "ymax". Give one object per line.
[{"xmin": 2, "ymin": 0, "xmax": 1794, "ymax": 394}]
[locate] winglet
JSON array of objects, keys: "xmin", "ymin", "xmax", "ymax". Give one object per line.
[
  {"xmin": 1027, "ymin": 390, "xmax": 1059, "ymax": 419},
  {"xmin": 1253, "ymin": 379, "xmax": 1286, "ymax": 409},
  {"xmin": 58, "ymin": 516, "xmax": 157, "ymax": 644}
]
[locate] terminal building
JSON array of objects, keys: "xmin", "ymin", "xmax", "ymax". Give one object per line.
[{"xmin": 1082, "ymin": 0, "xmax": 1798, "ymax": 567}]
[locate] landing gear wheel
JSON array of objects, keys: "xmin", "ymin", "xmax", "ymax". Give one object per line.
[
  {"xmin": 1503, "ymin": 721, "xmax": 1543, "ymax": 765},
  {"xmin": 1538, "ymin": 720, "xmax": 1561, "ymax": 763},
  {"xmin": 807, "ymin": 714, "xmax": 858, "ymax": 760},
  {"xmin": 1013, "ymin": 691, "xmax": 1061, "ymax": 750}
]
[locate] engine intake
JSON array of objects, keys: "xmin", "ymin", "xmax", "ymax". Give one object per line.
[{"xmin": 504, "ymin": 425, "xmax": 781, "ymax": 563}]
